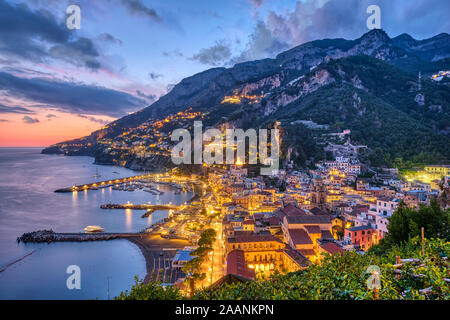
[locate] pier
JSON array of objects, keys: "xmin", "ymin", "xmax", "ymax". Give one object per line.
[
  {"xmin": 100, "ymin": 203, "xmax": 182, "ymax": 211},
  {"xmin": 54, "ymin": 173, "xmax": 158, "ymax": 193},
  {"xmin": 54, "ymin": 173, "xmax": 201, "ymax": 193},
  {"xmin": 17, "ymin": 230, "xmax": 142, "ymax": 243}
]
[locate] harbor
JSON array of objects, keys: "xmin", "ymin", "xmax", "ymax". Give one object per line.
[
  {"xmin": 0, "ymin": 148, "xmax": 199, "ymax": 299},
  {"xmin": 54, "ymin": 173, "xmax": 198, "ymax": 194},
  {"xmin": 16, "ymin": 230, "xmax": 190, "ymax": 285}
]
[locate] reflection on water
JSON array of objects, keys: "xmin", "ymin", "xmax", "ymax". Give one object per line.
[
  {"xmin": 0, "ymin": 148, "xmax": 192, "ymax": 299},
  {"xmin": 125, "ymin": 209, "xmax": 132, "ymax": 231}
]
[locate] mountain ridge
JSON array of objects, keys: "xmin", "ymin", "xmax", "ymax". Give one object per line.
[{"xmin": 42, "ymin": 29, "xmax": 450, "ymax": 168}]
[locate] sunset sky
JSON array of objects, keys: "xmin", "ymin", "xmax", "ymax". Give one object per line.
[{"xmin": 0, "ymin": 0, "xmax": 449, "ymax": 147}]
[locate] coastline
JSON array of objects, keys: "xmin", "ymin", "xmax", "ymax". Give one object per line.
[{"xmin": 126, "ymin": 234, "xmax": 190, "ymax": 284}]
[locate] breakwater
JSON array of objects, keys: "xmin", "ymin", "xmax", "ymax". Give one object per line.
[
  {"xmin": 100, "ymin": 203, "xmax": 182, "ymax": 210},
  {"xmin": 17, "ymin": 230, "xmax": 141, "ymax": 243}
]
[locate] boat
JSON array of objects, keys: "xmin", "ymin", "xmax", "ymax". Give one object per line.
[
  {"xmin": 93, "ymin": 168, "xmax": 101, "ymax": 178},
  {"xmin": 84, "ymin": 225, "xmax": 104, "ymax": 233}
]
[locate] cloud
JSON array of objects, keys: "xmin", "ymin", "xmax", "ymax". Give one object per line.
[
  {"xmin": 120, "ymin": 0, "xmax": 161, "ymax": 22},
  {"xmin": 77, "ymin": 114, "xmax": 110, "ymax": 125},
  {"xmin": 191, "ymin": 41, "xmax": 232, "ymax": 66},
  {"xmin": 163, "ymin": 49, "xmax": 183, "ymax": 57},
  {"xmin": 248, "ymin": 0, "xmax": 264, "ymax": 8},
  {"xmin": 231, "ymin": 20, "xmax": 288, "ymax": 64},
  {"xmin": 0, "ymin": 0, "xmax": 105, "ymax": 70},
  {"xmin": 232, "ymin": 0, "xmax": 450, "ymax": 63},
  {"xmin": 0, "ymin": 71, "xmax": 146, "ymax": 117},
  {"xmin": 22, "ymin": 116, "xmax": 39, "ymax": 124},
  {"xmin": 0, "ymin": 103, "xmax": 35, "ymax": 114},
  {"xmin": 0, "ymin": 119, "xmax": 9, "ymax": 122},
  {"xmin": 136, "ymin": 90, "xmax": 157, "ymax": 104},
  {"xmin": 166, "ymin": 83, "xmax": 176, "ymax": 93},
  {"xmin": 46, "ymin": 113, "xmax": 56, "ymax": 119},
  {"xmin": 98, "ymin": 33, "xmax": 123, "ymax": 46},
  {"xmin": 49, "ymin": 37, "xmax": 102, "ymax": 70},
  {"xmin": 148, "ymin": 72, "xmax": 163, "ymax": 80}
]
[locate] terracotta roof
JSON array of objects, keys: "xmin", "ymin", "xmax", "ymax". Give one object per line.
[
  {"xmin": 275, "ymin": 203, "xmax": 308, "ymax": 218},
  {"xmin": 310, "ymin": 207, "xmax": 329, "ymax": 216},
  {"xmin": 266, "ymin": 216, "xmax": 281, "ymax": 226},
  {"xmin": 320, "ymin": 242, "xmax": 344, "ymax": 255},
  {"xmin": 286, "ymin": 215, "xmax": 331, "ymax": 224},
  {"xmin": 282, "ymin": 249, "xmax": 310, "ymax": 267},
  {"xmin": 226, "ymin": 250, "xmax": 255, "ymax": 280},
  {"xmin": 347, "ymin": 225, "xmax": 375, "ymax": 232},
  {"xmin": 243, "ymin": 220, "xmax": 254, "ymax": 225},
  {"xmin": 288, "ymin": 229, "xmax": 313, "ymax": 245},
  {"xmin": 228, "ymin": 234, "xmax": 283, "ymax": 244},
  {"xmin": 321, "ymin": 230, "xmax": 334, "ymax": 240},
  {"xmin": 298, "ymin": 249, "xmax": 316, "ymax": 257},
  {"xmin": 305, "ymin": 225, "xmax": 321, "ymax": 234},
  {"xmin": 233, "ymin": 231, "xmax": 253, "ymax": 237}
]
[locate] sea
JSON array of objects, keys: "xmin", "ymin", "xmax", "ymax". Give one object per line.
[{"xmin": 0, "ymin": 148, "xmax": 192, "ymax": 300}]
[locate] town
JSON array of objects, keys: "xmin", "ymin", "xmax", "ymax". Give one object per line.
[{"xmin": 43, "ymin": 107, "xmax": 450, "ymax": 295}]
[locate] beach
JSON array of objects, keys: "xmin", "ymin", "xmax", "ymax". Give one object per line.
[{"xmin": 127, "ymin": 234, "xmax": 190, "ymax": 284}]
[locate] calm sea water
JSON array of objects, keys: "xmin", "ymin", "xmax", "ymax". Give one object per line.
[{"xmin": 0, "ymin": 148, "xmax": 192, "ymax": 299}]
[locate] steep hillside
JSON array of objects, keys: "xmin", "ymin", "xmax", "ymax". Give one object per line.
[{"xmin": 42, "ymin": 29, "xmax": 450, "ymax": 167}]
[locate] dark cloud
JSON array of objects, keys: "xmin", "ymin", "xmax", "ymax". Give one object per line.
[
  {"xmin": 265, "ymin": 0, "xmax": 450, "ymax": 49},
  {"xmin": 22, "ymin": 116, "xmax": 39, "ymax": 124},
  {"xmin": 0, "ymin": 71, "xmax": 146, "ymax": 117},
  {"xmin": 248, "ymin": 0, "xmax": 264, "ymax": 8},
  {"xmin": 46, "ymin": 113, "xmax": 56, "ymax": 118},
  {"xmin": 191, "ymin": 41, "xmax": 232, "ymax": 66},
  {"xmin": 231, "ymin": 21, "xmax": 288, "ymax": 64},
  {"xmin": 163, "ymin": 49, "xmax": 183, "ymax": 57},
  {"xmin": 0, "ymin": 103, "xmax": 35, "ymax": 114},
  {"xmin": 77, "ymin": 114, "xmax": 110, "ymax": 125},
  {"xmin": 233, "ymin": 0, "xmax": 450, "ymax": 63},
  {"xmin": 148, "ymin": 72, "xmax": 163, "ymax": 80},
  {"xmin": 136, "ymin": 90, "xmax": 157, "ymax": 104},
  {"xmin": 0, "ymin": 0, "xmax": 104, "ymax": 70},
  {"xmin": 49, "ymin": 37, "xmax": 101, "ymax": 70},
  {"xmin": 166, "ymin": 83, "xmax": 176, "ymax": 93},
  {"xmin": 120, "ymin": 0, "xmax": 161, "ymax": 22},
  {"xmin": 0, "ymin": 119, "xmax": 9, "ymax": 122},
  {"xmin": 98, "ymin": 33, "xmax": 123, "ymax": 46}
]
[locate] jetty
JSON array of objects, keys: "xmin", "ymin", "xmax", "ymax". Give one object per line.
[
  {"xmin": 100, "ymin": 203, "xmax": 182, "ymax": 210},
  {"xmin": 54, "ymin": 173, "xmax": 201, "ymax": 193},
  {"xmin": 54, "ymin": 173, "xmax": 157, "ymax": 193},
  {"xmin": 17, "ymin": 230, "xmax": 142, "ymax": 243}
]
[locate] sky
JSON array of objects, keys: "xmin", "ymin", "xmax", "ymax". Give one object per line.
[{"xmin": 0, "ymin": 0, "xmax": 449, "ymax": 147}]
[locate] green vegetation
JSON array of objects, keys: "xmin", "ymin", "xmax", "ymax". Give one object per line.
[
  {"xmin": 117, "ymin": 237, "xmax": 449, "ymax": 300},
  {"xmin": 117, "ymin": 203, "xmax": 449, "ymax": 300},
  {"xmin": 115, "ymin": 276, "xmax": 183, "ymax": 300},
  {"xmin": 371, "ymin": 200, "xmax": 450, "ymax": 252},
  {"xmin": 270, "ymin": 56, "xmax": 450, "ymax": 167},
  {"xmin": 182, "ymin": 228, "xmax": 217, "ymax": 297}
]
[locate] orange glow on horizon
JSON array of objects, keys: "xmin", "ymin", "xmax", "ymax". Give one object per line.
[{"xmin": 0, "ymin": 109, "xmax": 115, "ymax": 147}]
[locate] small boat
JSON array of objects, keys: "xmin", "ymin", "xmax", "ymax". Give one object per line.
[
  {"xmin": 84, "ymin": 225, "xmax": 104, "ymax": 233},
  {"xmin": 93, "ymin": 168, "xmax": 101, "ymax": 178}
]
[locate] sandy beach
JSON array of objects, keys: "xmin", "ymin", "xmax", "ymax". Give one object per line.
[{"xmin": 127, "ymin": 234, "xmax": 190, "ymax": 284}]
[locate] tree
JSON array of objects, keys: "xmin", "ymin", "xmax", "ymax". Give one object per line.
[
  {"xmin": 115, "ymin": 277, "xmax": 183, "ymax": 300},
  {"xmin": 380, "ymin": 200, "xmax": 450, "ymax": 249},
  {"xmin": 182, "ymin": 228, "xmax": 217, "ymax": 297}
]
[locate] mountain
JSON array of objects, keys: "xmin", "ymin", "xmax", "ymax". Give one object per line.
[{"xmin": 42, "ymin": 29, "xmax": 450, "ymax": 169}]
